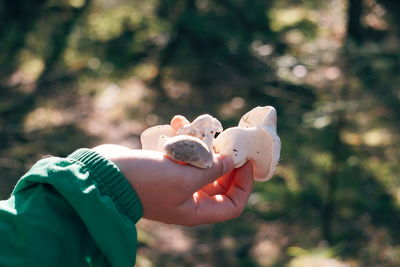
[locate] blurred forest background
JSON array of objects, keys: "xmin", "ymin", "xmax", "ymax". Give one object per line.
[{"xmin": 1, "ymin": 0, "xmax": 399, "ymax": 266}]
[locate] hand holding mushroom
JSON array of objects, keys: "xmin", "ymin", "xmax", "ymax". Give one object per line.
[{"xmin": 140, "ymin": 106, "xmax": 281, "ymax": 181}]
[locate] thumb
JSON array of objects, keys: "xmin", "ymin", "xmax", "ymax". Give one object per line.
[{"xmin": 184, "ymin": 155, "xmax": 234, "ymax": 193}]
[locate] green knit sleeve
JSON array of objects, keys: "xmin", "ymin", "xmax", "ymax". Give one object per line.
[{"xmin": 0, "ymin": 149, "xmax": 143, "ymax": 267}]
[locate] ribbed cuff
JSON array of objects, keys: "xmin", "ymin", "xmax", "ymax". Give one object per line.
[{"xmin": 67, "ymin": 148, "xmax": 143, "ymax": 224}]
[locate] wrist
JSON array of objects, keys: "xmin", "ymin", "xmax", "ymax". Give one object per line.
[{"xmin": 69, "ymin": 147, "xmax": 143, "ymax": 223}]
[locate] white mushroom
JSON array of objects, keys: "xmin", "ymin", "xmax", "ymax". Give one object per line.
[
  {"xmin": 170, "ymin": 115, "xmax": 190, "ymax": 131},
  {"xmin": 140, "ymin": 125, "xmax": 176, "ymax": 151},
  {"xmin": 140, "ymin": 108, "xmax": 280, "ymax": 177},
  {"xmin": 140, "ymin": 114, "xmax": 217, "ymax": 169},
  {"xmin": 176, "ymin": 114, "xmax": 223, "ymax": 151},
  {"xmin": 140, "ymin": 114, "xmax": 192, "ymax": 152},
  {"xmin": 213, "ymin": 106, "xmax": 281, "ymax": 181}
]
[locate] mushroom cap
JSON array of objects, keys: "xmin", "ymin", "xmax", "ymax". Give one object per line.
[
  {"xmin": 140, "ymin": 125, "xmax": 176, "ymax": 151},
  {"xmin": 164, "ymin": 135, "xmax": 214, "ymax": 168},
  {"xmin": 239, "ymin": 106, "xmax": 277, "ymax": 130},
  {"xmin": 213, "ymin": 127, "xmax": 256, "ymax": 168},
  {"xmin": 181, "ymin": 114, "xmax": 223, "ymax": 133},
  {"xmin": 176, "ymin": 114, "xmax": 223, "ymax": 153},
  {"xmin": 171, "ymin": 115, "xmax": 190, "ymax": 131},
  {"xmin": 214, "ymin": 106, "xmax": 281, "ymax": 181}
]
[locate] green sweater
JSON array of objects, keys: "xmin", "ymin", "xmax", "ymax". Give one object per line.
[{"xmin": 0, "ymin": 149, "xmax": 143, "ymax": 267}]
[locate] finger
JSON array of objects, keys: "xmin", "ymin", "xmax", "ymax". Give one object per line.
[
  {"xmin": 200, "ymin": 168, "xmax": 236, "ymax": 196},
  {"xmin": 176, "ymin": 191, "xmax": 236, "ymax": 225},
  {"xmin": 179, "ymin": 162, "xmax": 254, "ymax": 225},
  {"xmin": 224, "ymin": 161, "xmax": 254, "ymax": 211},
  {"xmin": 181, "ymin": 154, "xmax": 234, "ymax": 194},
  {"xmin": 200, "ymin": 160, "xmax": 255, "ymax": 196}
]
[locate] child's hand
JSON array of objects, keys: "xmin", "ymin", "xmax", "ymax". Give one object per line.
[{"xmin": 93, "ymin": 144, "xmax": 254, "ymax": 226}]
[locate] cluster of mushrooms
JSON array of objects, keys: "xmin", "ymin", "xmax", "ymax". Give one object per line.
[{"xmin": 140, "ymin": 106, "xmax": 281, "ymax": 181}]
